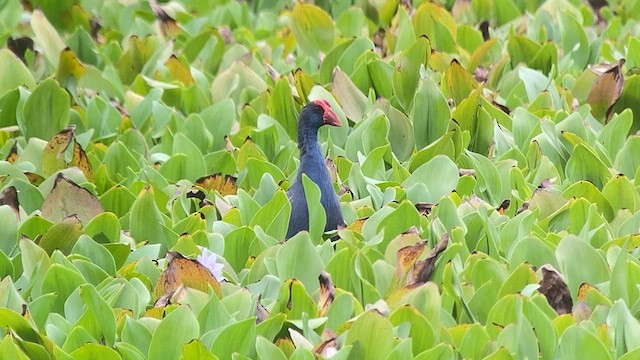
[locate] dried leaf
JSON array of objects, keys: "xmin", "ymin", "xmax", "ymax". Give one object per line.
[
  {"xmin": 397, "ymin": 241, "xmax": 427, "ymax": 278},
  {"xmin": 152, "ymin": 3, "xmax": 181, "ymax": 37},
  {"xmin": 7, "ymin": 37, "xmax": 34, "ymax": 64},
  {"xmin": 414, "ymin": 202, "xmax": 433, "ymax": 216},
  {"xmin": 587, "ymin": 59, "xmax": 625, "ymax": 122},
  {"xmin": 5, "ymin": 142, "xmax": 17, "ymax": 163},
  {"xmin": 407, "ymin": 233, "xmax": 449, "ymax": 286},
  {"xmin": 538, "ymin": 266, "xmax": 573, "ymax": 315},
  {"xmin": 256, "ymin": 295, "xmax": 269, "ymax": 324},
  {"xmin": 41, "ymin": 173, "xmax": 103, "ymax": 225},
  {"xmin": 195, "ymin": 174, "xmax": 238, "ymax": 195},
  {"xmin": 24, "ymin": 172, "xmax": 45, "ymax": 186},
  {"xmin": 42, "ymin": 126, "xmax": 75, "ymax": 178},
  {"xmin": 312, "ymin": 329, "xmax": 338, "ymax": 358},
  {"xmin": 318, "ymin": 272, "xmax": 335, "ymax": 317},
  {"xmin": 497, "ymin": 199, "xmax": 510, "ymax": 215},
  {"xmin": 0, "ymin": 186, "xmax": 19, "ymax": 220},
  {"xmin": 71, "ymin": 139, "xmax": 93, "ymax": 181},
  {"xmin": 154, "ymin": 251, "xmax": 222, "ymax": 299}
]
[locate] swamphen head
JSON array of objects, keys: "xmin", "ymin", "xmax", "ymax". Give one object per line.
[
  {"xmin": 297, "ymin": 99, "xmax": 341, "ymax": 138},
  {"xmin": 286, "ymin": 99, "xmax": 345, "ymax": 239}
]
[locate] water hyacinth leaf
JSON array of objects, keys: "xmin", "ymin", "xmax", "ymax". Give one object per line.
[
  {"xmin": 556, "ymin": 235, "xmax": 609, "ymax": 300},
  {"xmin": 393, "ymin": 37, "xmax": 430, "ymax": 111},
  {"xmin": 154, "ymin": 251, "xmax": 221, "ymax": 300},
  {"xmin": 129, "ymin": 185, "xmax": 173, "ymax": 250},
  {"xmin": 210, "ymin": 318, "xmax": 256, "ymax": 360},
  {"xmin": 250, "ymin": 189, "xmax": 291, "ymax": 240},
  {"xmin": 442, "ymin": 59, "xmax": 478, "ymax": 107},
  {"xmin": 37, "ymin": 215, "xmax": 83, "ymax": 255},
  {"xmin": 256, "ymin": 336, "xmax": 287, "ymax": 360},
  {"xmin": 41, "ymin": 173, "xmax": 103, "ymax": 225},
  {"xmin": 56, "ymin": 48, "xmax": 86, "ymax": 88},
  {"xmin": 41, "ymin": 263, "xmax": 85, "ymax": 314},
  {"xmin": 332, "ymin": 67, "xmax": 368, "ymax": 122},
  {"xmin": 376, "ymin": 99, "xmax": 414, "ymax": 161},
  {"xmin": 0, "ymin": 49, "xmax": 36, "ymax": 97},
  {"xmin": 403, "ymin": 155, "xmax": 459, "ymax": 203},
  {"xmin": 21, "ymin": 78, "xmax": 70, "ymax": 140},
  {"xmin": 411, "ymin": 3, "xmax": 456, "ymax": 53},
  {"xmin": 344, "ymin": 310, "xmax": 396, "ymax": 360},
  {"xmin": 291, "ymin": 3, "xmax": 334, "ymax": 55},
  {"xmin": 597, "ymin": 105, "xmax": 630, "ymax": 155},
  {"xmin": 30, "ymin": 9, "xmax": 65, "ymax": 68},
  {"xmin": 557, "ymin": 325, "xmax": 611, "ymax": 360},
  {"xmin": 612, "ymin": 75, "xmax": 640, "ymax": 134},
  {"xmin": 277, "ymin": 232, "xmax": 324, "ymax": 294},
  {"xmin": 565, "ymin": 144, "xmax": 611, "ymax": 189},
  {"xmin": 602, "ymin": 174, "xmax": 639, "ymax": 213},
  {"xmin": 300, "ymin": 175, "xmax": 326, "ymax": 241},
  {"xmin": 148, "ymin": 306, "xmax": 199, "ymax": 360},
  {"xmin": 269, "ymin": 77, "xmax": 299, "ymax": 141}
]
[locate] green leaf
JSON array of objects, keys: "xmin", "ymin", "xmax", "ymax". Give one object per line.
[
  {"xmin": 148, "ymin": 306, "xmax": 199, "ymax": 360},
  {"xmin": 291, "ymin": 3, "xmax": 334, "ymax": 55},
  {"xmin": 129, "ymin": 185, "xmax": 173, "ymax": 251},
  {"xmin": 0, "ymin": 49, "xmax": 36, "ymax": 97},
  {"xmin": 38, "ymin": 215, "xmax": 83, "ymax": 255},
  {"xmin": 210, "ymin": 318, "xmax": 256, "ymax": 360},
  {"xmin": 277, "ymin": 232, "xmax": 324, "ymax": 294},
  {"xmin": 556, "ymin": 235, "xmax": 609, "ymax": 300},
  {"xmin": 344, "ymin": 310, "xmax": 396, "ymax": 360},
  {"xmin": 21, "ymin": 78, "xmax": 70, "ymax": 140}
]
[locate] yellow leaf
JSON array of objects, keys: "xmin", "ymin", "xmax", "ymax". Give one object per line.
[
  {"xmin": 154, "ymin": 251, "xmax": 222, "ymax": 299},
  {"xmin": 195, "ymin": 174, "xmax": 238, "ymax": 196},
  {"xmin": 56, "ymin": 48, "xmax": 85, "ymax": 86}
]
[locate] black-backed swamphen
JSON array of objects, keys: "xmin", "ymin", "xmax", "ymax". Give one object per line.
[{"xmin": 286, "ymin": 99, "xmax": 345, "ymax": 239}]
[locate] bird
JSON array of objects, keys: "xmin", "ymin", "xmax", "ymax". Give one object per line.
[{"xmin": 286, "ymin": 99, "xmax": 345, "ymax": 239}]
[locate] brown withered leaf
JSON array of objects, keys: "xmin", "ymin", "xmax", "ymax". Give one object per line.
[
  {"xmin": 42, "ymin": 126, "xmax": 75, "ymax": 178},
  {"xmin": 195, "ymin": 173, "xmax": 238, "ymax": 196},
  {"xmin": 459, "ymin": 168, "xmax": 476, "ymax": 177},
  {"xmin": 152, "ymin": 3, "xmax": 181, "ymax": 37},
  {"xmin": 0, "ymin": 186, "xmax": 19, "ymax": 220},
  {"xmin": 7, "ymin": 36, "xmax": 34, "ymax": 63},
  {"xmin": 154, "ymin": 251, "xmax": 222, "ymax": 300},
  {"xmin": 5, "ymin": 142, "xmax": 18, "ymax": 164},
  {"xmin": 256, "ymin": 295, "xmax": 269, "ymax": 324},
  {"xmin": 587, "ymin": 59, "xmax": 625, "ymax": 122},
  {"xmin": 24, "ymin": 172, "xmax": 45, "ymax": 186},
  {"xmin": 397, "ymin": 241, "xmax": 427, "ymax": 278},
  {"xmin": 41, "ymin": 173, "xmax": 103, "ymax": 225},
  {"xmin": 497, "ymin": 199, "xmax": 510, "ymax": 215},
  {"xmin": 71, "ymin": 139, "xmax": 93, "ymax": 181},
  {"xmin": 407, "ymin": 233, "xmax": 449, "ymax": 286},
  {"xmin": 415, "ymin": 202, "xmax": 432, "ymax": 216},
  {"xmin": 538, "ymin": 266, "xmax": 573, "ymax": 315},
  {"xmin": 577, "ymin": 283, "xmax": 599, "ymax": 302},
  {"xmin": 318, "ymin": 272, "xmax": 335, "ymax": 317},
  {"xmin": 312, "ymin": 329, "xmax": 338, "ymax": 358}
]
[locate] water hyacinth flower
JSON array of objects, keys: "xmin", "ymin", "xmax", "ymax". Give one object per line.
[{"xmin": 196, "ymin": 246, "xmax": 226, "ymax": 282}]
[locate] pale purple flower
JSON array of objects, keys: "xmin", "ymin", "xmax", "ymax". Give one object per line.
[{"xmin": 196, "ymin": 247, "xmax": 226, "ymax": 282}]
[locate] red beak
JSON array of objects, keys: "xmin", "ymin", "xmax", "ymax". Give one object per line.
[{"xmin": 313, "ymin": 99, "xmax": 341, "ymax": 127}]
